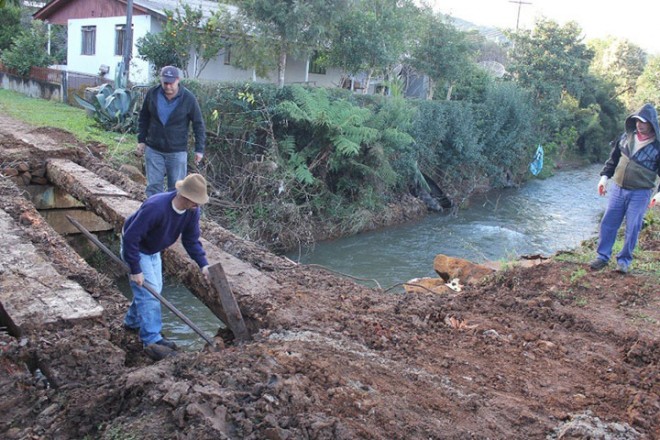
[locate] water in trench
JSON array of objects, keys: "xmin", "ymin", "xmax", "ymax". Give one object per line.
[
  {"xmin": 288, "ymin": 164, "xmax": 609, "ymax": 288},
  {"xmin": 115, "ymin": 276, "xmax": 224, "ymax": 351}
]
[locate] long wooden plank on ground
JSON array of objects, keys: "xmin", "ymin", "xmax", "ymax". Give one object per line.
[{"xmin": 0, "ymin": 209, "xmax": 103, "ymax": 336}]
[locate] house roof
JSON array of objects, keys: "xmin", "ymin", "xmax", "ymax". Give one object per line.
[
  {"xmin": 131, "ymin": 0, "xmax": 221, "ymax": 19},
  {"xmin": 34, "ymin": 0, "xmax": 222, "ymax": 25}
]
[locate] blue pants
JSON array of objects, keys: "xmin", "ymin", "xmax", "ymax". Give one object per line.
[
  {"xmin": 595, "ymin": 183, "xmax": 653, "ymax": 267},
  {"xmin": 145, "ymin": 147, "xmax": 188, "ymax": 197},
  {"xmin": 121, "ymin": 240, "xmax": 165, "ymax": 346}
]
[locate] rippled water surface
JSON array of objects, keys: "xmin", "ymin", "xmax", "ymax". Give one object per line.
[{"xmin": 288, "ymin": 164, "xmax": 608, "ymax": 288}]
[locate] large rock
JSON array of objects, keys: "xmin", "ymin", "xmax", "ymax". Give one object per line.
[{"xmin": 433, "ymin": 254, "xmax": 494, "ymax": 285}]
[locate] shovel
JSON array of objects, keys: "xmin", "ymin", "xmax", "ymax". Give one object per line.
[{"xmin": 66, "ymin": 215, "xmax": 217, "ymax": 348}]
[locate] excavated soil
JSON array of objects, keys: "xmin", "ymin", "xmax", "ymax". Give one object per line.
[{"xmin": 0, "ymin": 114, "xmax": 658, "ymax": 439}]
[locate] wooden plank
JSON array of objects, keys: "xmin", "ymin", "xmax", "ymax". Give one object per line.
[
  {"xmin": 207, "ymin": 263, "xmax": 250, "ymax": 342},
  {"xmin": 41, "ymin": 208, "xmax": 113, "ymax": 234},
  {"xmin": 0, "ymin": 209, "xmax": 103, "ymax": 336},
  {"xmin": 46, "ymin": 158, "xmax": 129, "ymax": 197}
]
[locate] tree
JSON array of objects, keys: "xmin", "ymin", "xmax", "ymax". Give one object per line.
[
  {"xmin": 506, "ymin": 19, "xmax": 594, "ymax": 145},
  {"xmin": 0, "ymin": 5, "xmax": 21, "ymax": 52},
  {"xmin": 409, "ymin": 12, "xmax": 478, "ymax": 100},
  {"xmin": 234, "ymin": 0, "xmax": 347, "ymax": 88},
  {"xmin": 1, "ymin": 20, "xmax": 53, "ymax": 76},
  {"xmin": 0, "ymin": 0, "xmax": 21, "ymax": 9},
  {"xmin": 589, "ymin": 37, "xmax": 647, "ymax": 109},
  {"xmin": 632, "ymin": 55, "xmax": 660, "ymax": 109},
  {"xmin": 137, "ymin": 4, "xmax": 231, "ymax": 78},
  {"xmin": 325, "ymin": 0, "xmax": 419, "ymax": 94}
]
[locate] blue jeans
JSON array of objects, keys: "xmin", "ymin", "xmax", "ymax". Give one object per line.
[
  {"xmin": 145, "ymin": 147, "xmax": 188, "ymax": 197},
  {"xmin": 120, "ymin": 240, "xmax": 165, "ymax": 346},
  {"xmin": 595, "ymin": 183, "xmax": 653, "ymax": 267}
]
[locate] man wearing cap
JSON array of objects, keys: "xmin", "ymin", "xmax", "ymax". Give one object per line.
[
  {"xmin": 121, "ymin": 173, "xmax": 210, "ymax": 360},
  {"xmin": 590, "ymin": 103, "xmax": 660, "ymax": 274},
  {"xmin": 137, "ymin": 65, "xmax": 206, "ymax": 197}
]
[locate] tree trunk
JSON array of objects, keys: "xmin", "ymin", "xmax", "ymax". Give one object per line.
[
  {"xmin": 363, "ymin": 68, "xmax": 373, "ymax": 95},
  {"xmin": 445, "ymin": 82, "xmax": 453, "ymax": 101},
  {"xmin": 278, "ymin": 50, "xmax": 287, "ymax": 88}
]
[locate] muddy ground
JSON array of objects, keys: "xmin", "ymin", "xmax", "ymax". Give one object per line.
[{"xmin": 0, "ymin": 116, "xmax": 658, "ymax": 439}]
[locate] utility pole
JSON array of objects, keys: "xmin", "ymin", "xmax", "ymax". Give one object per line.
[
  {"xmin": 121, "ymin": 0, "xmax": 134, "ymax": 86},
  {"xmin": 509, "ymin": 0, "xmax": 531, "ymax": 31}
]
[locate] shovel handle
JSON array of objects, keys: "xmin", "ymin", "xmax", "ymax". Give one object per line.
[{"xmin": 66, "ymin": 215, "xmax": 216, "ymax": 347}]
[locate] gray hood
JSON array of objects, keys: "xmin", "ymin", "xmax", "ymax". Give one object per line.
[{"xmin": 624, "ymin": 103, "xmax": 660, "ymax": 137}]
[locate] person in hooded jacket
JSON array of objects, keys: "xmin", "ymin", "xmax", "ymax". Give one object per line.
[{"xmin": 590, "ymin": 103, "xmax": 660, "ymax": 273}]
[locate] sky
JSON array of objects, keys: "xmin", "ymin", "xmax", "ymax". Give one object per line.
[{"xmin": 427, "ymin": 0, "xmax": 660, "ymax": 55}]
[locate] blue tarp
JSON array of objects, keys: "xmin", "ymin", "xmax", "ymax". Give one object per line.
[{"xmin": 529, "ymin": 144, "xmax": 544, "ymax": 176}]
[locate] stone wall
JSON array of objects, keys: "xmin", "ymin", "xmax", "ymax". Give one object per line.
[{"xmin": 0, "ymin": 72, "xmax": 62, "ymax": 101}]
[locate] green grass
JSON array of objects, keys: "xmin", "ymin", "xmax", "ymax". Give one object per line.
[
  {"xmin": 555, "ymin": 209, "xmax": 660, "ymax": 277},
  {"xmin": 0, "ymin": 89, "xmax": 135, "ymax": 159}
]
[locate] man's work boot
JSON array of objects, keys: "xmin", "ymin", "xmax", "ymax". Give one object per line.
[
  {"xmin": 144, "ymin": 343, "xmax": 177, "ymax": 361},
  {"xmin": 589, "ymin": 259, "xmax": 608, "ymax": 270},
  {"xmin": 155, "ymin": 337, "xmax": 177, "ymax": 350}
]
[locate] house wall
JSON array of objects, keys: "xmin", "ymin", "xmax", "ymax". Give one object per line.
[
  {"xmin": 67, "ymin": 15, "xmax": 153, "ymax": 85},
  {"xmin": 62, "ymin": 9, "xmax": 348, "ymax": 90},
  {"xmin": 195, "ymin": 54, "xmax": 344, "ymax": 88}
]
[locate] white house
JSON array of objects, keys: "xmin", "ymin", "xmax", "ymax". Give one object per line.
[{"xmin": 33, "ymin": 0, "xmax": 348, "ymax": 88}]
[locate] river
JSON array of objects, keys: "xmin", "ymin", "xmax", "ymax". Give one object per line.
[
  {"xmin": 287, "ymin": 164, "xmax": 608, "ymax": 289},
  {"xmin": 120, "ymin": 164, "xmax": 609, "ymax": 350}
]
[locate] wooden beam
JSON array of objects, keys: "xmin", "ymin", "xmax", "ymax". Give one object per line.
[{"xmin": 207, "ymin": 263, "xmax": 250, "ymax": 342}]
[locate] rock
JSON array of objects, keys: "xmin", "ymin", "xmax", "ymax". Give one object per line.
[
  {"xmin": 403, "ymin": 277, "xmax": 450, "ymax": 294},
  {"xmin": 433, "ymin": 254, "xmax": 494, "ymax": 285},
  {"xmin": 118, "ymin": 164, "xmax": 146, "ymax": 185}
]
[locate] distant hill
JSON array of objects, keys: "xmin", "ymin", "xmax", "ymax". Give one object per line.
[{"xmin": 444, "ymin": 15, "xmax": 510, "ymax": 45}]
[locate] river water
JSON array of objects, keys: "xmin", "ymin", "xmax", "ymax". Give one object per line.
[
  {"xmin": 119, "ymin": 164, "xmax": 608, "ymax": 350},
  {"xmin": 287, "ymin": 164, "xmax": 608, "ymax": 289}
]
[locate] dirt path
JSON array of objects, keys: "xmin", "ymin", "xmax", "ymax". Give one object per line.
[{"xmin": 0, "ymin": 114, "xmax": 658, "ymax": 439}]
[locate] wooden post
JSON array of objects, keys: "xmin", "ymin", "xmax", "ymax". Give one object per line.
[{"xmin": 208, "ymin": 263, "xmax": 250, "ymax": 343}]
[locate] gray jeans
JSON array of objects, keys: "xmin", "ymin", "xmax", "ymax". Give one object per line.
[{"xmin": 145, "ymin": 147, "xmax": 188, "ymax": 197}]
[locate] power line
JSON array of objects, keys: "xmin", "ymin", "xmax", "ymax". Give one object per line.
[{"xmin": 509, "ymin": 0, "xmax": 532, "ymax": 31}]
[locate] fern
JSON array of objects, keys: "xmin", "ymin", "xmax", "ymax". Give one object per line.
[{"xmin": 331, "ymin": 135, "xmax": 361, "ymax": 156}]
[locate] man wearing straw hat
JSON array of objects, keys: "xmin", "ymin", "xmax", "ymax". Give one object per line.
[{"xmin": 121, "ymin": 173, "xmax": 210, "ymax": 360}]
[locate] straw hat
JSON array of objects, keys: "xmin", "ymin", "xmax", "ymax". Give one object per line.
[{"xmin": 175, "ymin": 174, "xmax": 209, "ymax": 204}]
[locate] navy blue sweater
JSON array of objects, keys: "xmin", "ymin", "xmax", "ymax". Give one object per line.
[{"xmin": 122, "ymin": 191, "xmax": 208, "ymax": 275}]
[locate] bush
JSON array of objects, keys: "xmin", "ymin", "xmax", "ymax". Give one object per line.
[{"xmin": 1, "ymin": 20, "xmax": 53, "ymax": 77}]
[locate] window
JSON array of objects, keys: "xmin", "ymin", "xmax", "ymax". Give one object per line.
[
  {"xmin": 81, "ymin": 25, "xmax": 96, "ymax": 55},
  {"xmin": 308, "ymin": 51, "xmax": 326, "ymax": 75},
  {"xmin": 115, "ymin": 25, "xmax": 125, "ymax": 56}
]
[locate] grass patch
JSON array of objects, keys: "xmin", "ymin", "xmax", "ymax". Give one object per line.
[
  {"xmin": 555, "ymin": 209, "xmax": 660, "ymax": 277},
  {"xmin": 0, "ymin": 89, "xmax": 135, "ymax": 160},
  {"xmin": 574, "ymin": 295, "xmax": 588, "ymax": 307},
  {"xmin": 569, "ymin": 267, "xmax": 589, "ymax": 285}
]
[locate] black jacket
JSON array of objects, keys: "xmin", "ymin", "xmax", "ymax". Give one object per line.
[
  {"xmin": 138, "ymin": 85, "xmax": 206, "ymax": 154},
  {"xmin": 601, "ymin": 103, "xmax": 660, "ymax": 192}
]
